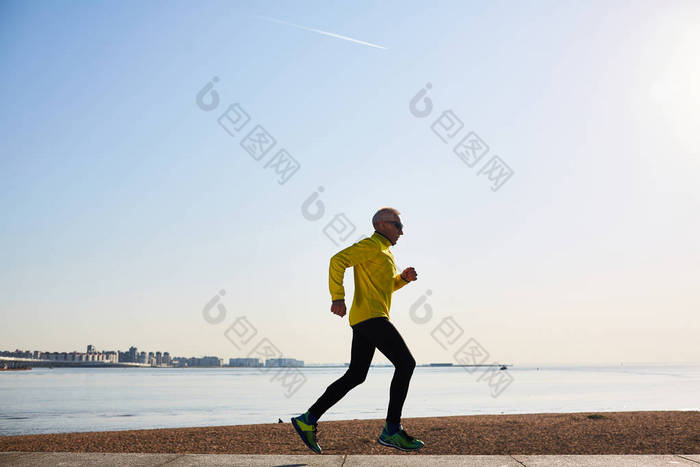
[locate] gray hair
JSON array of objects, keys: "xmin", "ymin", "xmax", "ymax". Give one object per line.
[{"xmin": 372, "ymin": 207, "xmax": 401, "ymax": 229}]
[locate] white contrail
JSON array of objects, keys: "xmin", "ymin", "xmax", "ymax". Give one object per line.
[{"xmin": 256, "ymin": 16, "xmax": 387, "ymax": 50}]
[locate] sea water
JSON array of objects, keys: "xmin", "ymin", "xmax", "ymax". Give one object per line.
[{"xmin": 1, "ymin": 363, "xmax": 698, "ymax": 436}]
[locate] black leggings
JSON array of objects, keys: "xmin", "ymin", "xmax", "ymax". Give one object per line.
[{"xmin": 308, "ymin": 317, "xmax": 416, "ymax": 424}]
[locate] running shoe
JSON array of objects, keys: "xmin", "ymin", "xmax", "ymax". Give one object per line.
[
  {"xmin": 377, "ymin": 423, "xmax": 425, "ymax": 451},
  {"xmin": 291, "ymin": 413, "xmax": 322, "ymax": 454}
]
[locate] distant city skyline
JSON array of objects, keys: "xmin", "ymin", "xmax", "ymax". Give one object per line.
[{"xmin": 1, "ymin": 345, "xmax": 306, "ymax": 368}]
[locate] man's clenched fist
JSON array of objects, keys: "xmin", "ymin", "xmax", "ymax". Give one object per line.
[
  {"xmin": 330, "ymin": 299, "xmax": 347, "ymax": 317},
  {"xmin": 401, "ymin": 267, "xmax": 418, "ymax": 282}
]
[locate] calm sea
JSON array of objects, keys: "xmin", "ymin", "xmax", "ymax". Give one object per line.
[{"xmin": 1, "ymin": 364, "xmax": 698, "ymax": 436}]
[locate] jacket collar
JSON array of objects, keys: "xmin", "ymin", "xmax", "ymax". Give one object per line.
[{"xmin": 372, "ymin": 230, "xmax": 392, "ymax": 248}]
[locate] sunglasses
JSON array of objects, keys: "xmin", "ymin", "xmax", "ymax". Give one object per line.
[{"xmin": 386, "ymin": 221, "xmax": 403, "ymax": 231}]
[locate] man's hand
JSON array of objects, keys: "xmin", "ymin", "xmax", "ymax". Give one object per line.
[
  {"xmin": 331, "ymin": 299, "xmax": 347, "ymax": 317},
  {"xmin": 401, "ymin": 267, "xmax": 418, "ymax": 282}
]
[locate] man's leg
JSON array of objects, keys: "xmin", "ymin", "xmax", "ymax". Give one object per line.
[
  {"xmin": 355, "ymin": 317, "xmax": 416, "ymax": 425},
  {"xmin": 292, "ymin": 324, "xmax": 375, "ymax": 453},
  {"xmin": 356, "ymin": 318, "xmax": 423, "ymax": 451},
  {"xmin": 307, "ymin": 323, "xmax": 375, "ymax": 420}
]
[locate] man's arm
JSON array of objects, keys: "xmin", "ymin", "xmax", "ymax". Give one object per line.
[{"xmin": 329, "ymin": 237, "xmax": 379, "ymax": 301}]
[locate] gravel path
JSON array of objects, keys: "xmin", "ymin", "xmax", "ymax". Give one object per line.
[{"xmin": 1, "ymin": 411, "xmax": 698, "ymax": 455}]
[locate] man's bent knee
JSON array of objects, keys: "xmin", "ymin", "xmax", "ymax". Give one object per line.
[
  {"xmin": 344, "ymin": 370, "xmax": 368, "ymax": 386},
  {"xmin": 395, "ymin": 355, "xmax": 416, "ymax": 373}
]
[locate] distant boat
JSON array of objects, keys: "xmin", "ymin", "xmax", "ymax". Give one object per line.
[{"xmin": 500, "ymin": 365, "xmax": 507, "ymax": 370}]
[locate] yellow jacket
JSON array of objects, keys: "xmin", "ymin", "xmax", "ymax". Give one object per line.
[{"xmin": 329, "ymin": 231, "xmax": 410, "ymax": 326}]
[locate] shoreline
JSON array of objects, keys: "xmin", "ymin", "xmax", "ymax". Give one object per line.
[{"xmin": 2, "ymin": 411, "xmax": 698, "ymax": 455}]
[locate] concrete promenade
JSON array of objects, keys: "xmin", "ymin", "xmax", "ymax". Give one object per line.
[{"xmin": 1, "ymin": 453, "xmax": 699, "ymax": 466}]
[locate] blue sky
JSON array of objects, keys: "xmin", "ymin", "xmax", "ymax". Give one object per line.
[{"xmin": 1, "ymin": 0, "xmax": 698, "ymax": 365}]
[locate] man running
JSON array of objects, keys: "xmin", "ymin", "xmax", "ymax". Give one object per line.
[{"xmin": 291, "ymin": 207, "xmax": 424, "ymax": 453}]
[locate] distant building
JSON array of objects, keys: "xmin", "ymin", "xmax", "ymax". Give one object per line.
[
  {"xmin": 199, "ymin": 356, "xmax": 222, "ymax": 366},
  {"xmin": 172, "ymin": 357, "xmax": 186, "ymax": 367},
  {"xmin": 170, "ymin": 356, "xmax": 221, "ymax": 367},
  {"xmin": 266, "ymin": 358, "xmax": 304, "ymax": 367},
  {"xmin": 229, "ymin": 358, "xmax": 261, "ymax": 367},
  {"xmin": 87, "ymin": 345, "xmax": 96, "ymax": 354},
  {"xmin": 106, "ymin": 351, "xmax": 118, "ymax": 363}
]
